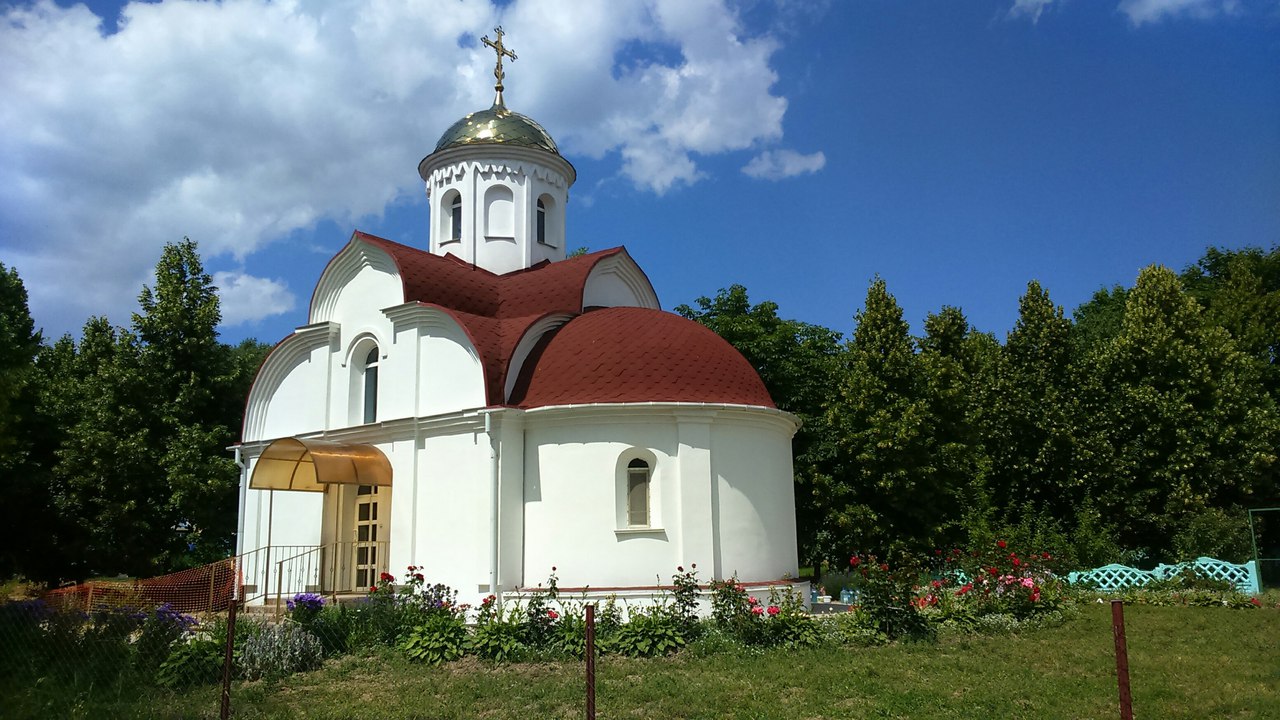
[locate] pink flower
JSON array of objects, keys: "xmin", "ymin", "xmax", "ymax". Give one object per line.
[
  {"xmin": 747, "ymin": 596, "xmax": 760, "ymax": 606},
  {"xmin": 751, "ymin": 606, "xmax": 764, "ymax": 616},
  {"xmin": 766, "ymin": 605, "xmax": 780, "ymax": 616}
]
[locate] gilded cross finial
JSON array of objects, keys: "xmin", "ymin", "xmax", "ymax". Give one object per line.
[{"xmin": 482, "ymin": 26, "xmax": 517, "ymax": 107}]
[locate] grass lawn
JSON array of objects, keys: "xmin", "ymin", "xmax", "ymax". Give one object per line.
[{"xmin": 25, "ymin": 603, "xmax": 1280, "ymax": 719}]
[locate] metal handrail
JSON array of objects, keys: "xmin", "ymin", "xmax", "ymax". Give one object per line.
[{"xmin": 259, "ymin": 541, "xmax": 390, "ymax": 613}]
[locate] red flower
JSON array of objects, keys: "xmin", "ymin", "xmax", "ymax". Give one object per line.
[
  {"xmin": 767, "ymin": 605, "xmax": 780, "ymax": 616},
  {"xmin": 677, "ymin": 566, "xmax": 684, "ymax": 572},
  {"xmin": 879, "ymin": 563, "xmax": 889, "ymax": 572},
  {"xmin": 1250, "ymin": 597, "xmax": 1261, "ymax": 607},
  {"xmin": 931, "ymin": 580, "xmax": 942, "ymax": 589},
  {"xmin": 850, "ymin": 555, "xmax": 861, "ymax": 567},
  {"xmin": 369, "ymin": 586, "xmax": 377, "ymax": 593},
  {"xmin": 408, "ymin": 565, "xmax": 416, "ymax": 571},
  {"xmin": 547, "ymin": 609, "xmax": 559, "ymax": 619},
  {"xmin": 379, "ymin": 571, "xmax": 395, "ymax": 582},
  {"xmin": 414, "ymin": 573, "xmax": 424, "ymax": 581},
  {"xmin": 747, "ymin": 596, "xmax": 760, "ymax": 606},
  {"xmin": 482, "ymin": 594, "xmax": 496, "ymax": 605},
  {"xmin": 956, "ymin": 583, "xmax": 973, "ymax": 596},
  {"xmin": 751, "ymin": 606, "xmax": 764, "ymax": 615},
  {"xmin": 551, "ymin": 566, "xmax": 557, "ymax": 572},
  {"xmin": 935, "ymin": 549, "xmax": 943, "ymax": 556},
  {"xmin": 1042, "ymin": 552, "xmax": 1051, "ymax": 560},
  {"xmin": 1011, "ymin": 558, "xmax": 1021, "ymax": 567},
  {"xmin": 997, "ymin": 540, "xmax": 1007, "ymax": 549},
  {"xmin": 988, "ymin": 567, "xmax": 999, "ymax": 576}
]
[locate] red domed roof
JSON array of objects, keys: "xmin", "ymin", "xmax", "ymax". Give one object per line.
[{"xmin": 511, "ymin": 307, "xmax": 775, "ymax": 409}]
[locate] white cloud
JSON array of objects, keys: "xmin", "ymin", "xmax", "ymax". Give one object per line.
[
  {"xmin": 1118, "ymin": 0, "xmax": 1241, "ymax": 24},
  {"xmin": 0, "ymin": 0, "xmax": 793, "ymax": 336},
  {"xmin": 741, "ymin": 149, "xmax": 826, "ymax": 180},
  {"xmin": 1007, "ymin": 0, "xmax": 1059, "ymax": 22},
  {"xmin": 212, "ymin": 271, "xmax": 297, "ymax": 327}
]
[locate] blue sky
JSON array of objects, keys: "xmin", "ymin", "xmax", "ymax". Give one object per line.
[{"xmin": 2, "ymin": 0, "xmax": 1277, "ymax": 347}]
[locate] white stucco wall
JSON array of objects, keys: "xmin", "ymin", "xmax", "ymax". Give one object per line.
[{"xmin": 519, "ymin": 405, "xmax": 799, "ymax": 592}]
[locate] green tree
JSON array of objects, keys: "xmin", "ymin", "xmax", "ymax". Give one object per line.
[
  {"xmin": 48, "ymin": 317, "xmax": 162, "ymax": 577},
  {"xmin": 676, "ymin": 285, "xmax": 843, "ymax": 566},
  {"xmin": 133, "ymin": 238, "xmax": 243, "ymax": 566},
  {"xmin": 0, "ymin": 264, "xmax": 46, "ymax": 578},
  {"xmin": 918, "ymin": 306, "xmax": 997, "ymax": 548},
  {"xmin": 982, "ymin": 282, "xmax": 1082, "ymax": 521},
  {"xmin": 1181, "ymin": 246, "xmax": 1280, "ymax": 396},
  {"xmin": 823, "ymin": 278, "xmax": 958, "ymax": 558},
  {"xmin": 1072, "ymin": 285, "xmax": 1128, "ymax": 356},
  {"xmin": 1092, "ymin": 265, "xmax": 1280, "ymax": 562}
]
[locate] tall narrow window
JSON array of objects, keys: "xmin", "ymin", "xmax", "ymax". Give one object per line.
[
  {"xmin": 362, "ymin": 347, "xmax": 379, "ymax": 424},
  {"xmin": 536, "ymin": 198, "xmax": 547, "ymax": 245},
  {"xmin": 449, "ymin": 195, "xmax": 462, "ymax": 242},
  {"xmin": 627, "ymin": 459, "xmax": 650, "ymax": 527}
]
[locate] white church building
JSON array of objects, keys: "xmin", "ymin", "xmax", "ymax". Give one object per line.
[{"xmin": 233, "ymin": 32, "xmax": 801, "ymax": 610}]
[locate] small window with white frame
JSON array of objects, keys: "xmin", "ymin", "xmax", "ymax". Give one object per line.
[{"xmin": 626, "ymin": 458, "xmax": 650, "ymax": 527}]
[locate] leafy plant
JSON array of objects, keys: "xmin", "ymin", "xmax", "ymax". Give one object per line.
[
  {"xmin": 401, "ymin": 613, "xmax": 467, "ymax": 665},
  {"xmin": 156, "ymin": 637, "xmax": 223, "ymax": 688},
  {"xmin": 239, "ymin": 623, "xmax": 324, "ymax": 680},
  {"xmin": 614, "ymin": 608, "xmax": 685, "ymax": 657}
]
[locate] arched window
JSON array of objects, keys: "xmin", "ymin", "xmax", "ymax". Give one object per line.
[
  {"xmin": 536, "ymin": 198, "xmax": 547, "ymax": 245},
  {"xmin": 362, "ymin": 346, "xmax": 379, "ymax": 424},
  {"xmin": 449, "ymin": 194, "xmax": 462, "ymax": 242},
  {"xmin": 627, "ymin": 458, "xmax": 650, "ymax": 527}
]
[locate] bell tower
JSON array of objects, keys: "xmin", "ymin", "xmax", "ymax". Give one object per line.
[{"xmin": 418, "ymin": 27, "xmax": 576, "ymax": 274}]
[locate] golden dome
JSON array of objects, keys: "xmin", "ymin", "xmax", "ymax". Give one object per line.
[{"xmin": 433, "ymin": 101, "xmax": 560, "ymax": 155}]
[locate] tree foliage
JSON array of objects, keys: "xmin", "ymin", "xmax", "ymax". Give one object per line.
[
  {"xmin": 6, "ymin": 241, "xmax": 269, "ymax": 582},
  {"xmin": 686, "ymin": 245, "xmax": 1279, "ymax": 570}
]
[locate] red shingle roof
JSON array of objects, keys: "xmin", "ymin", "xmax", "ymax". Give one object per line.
[
  {"xmin": 349, "ymin": 232, "xmax": 773, "ymax": 410},
  {"xmin": 510, "ymin": 307, "xmax": 775, "ymax": 409}
]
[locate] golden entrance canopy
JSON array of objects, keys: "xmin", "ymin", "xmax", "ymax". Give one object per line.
[{"xmin": 249, "ymin": 438, "xmax": 392, "ymax": 492}]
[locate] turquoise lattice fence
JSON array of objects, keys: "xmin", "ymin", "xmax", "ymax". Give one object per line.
[{"xmin": 1068, "ymin": 556, "xmax": 1259, "ymax": 594}]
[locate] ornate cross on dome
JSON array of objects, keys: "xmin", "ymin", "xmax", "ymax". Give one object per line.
[{"xmin": 482, "ymin": 27, "xmax": 517, "ymax": 106}]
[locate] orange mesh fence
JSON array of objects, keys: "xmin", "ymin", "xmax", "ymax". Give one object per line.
[{"xmin": 43, "ymin": 558, "xmax": 239, "ymax": 614}]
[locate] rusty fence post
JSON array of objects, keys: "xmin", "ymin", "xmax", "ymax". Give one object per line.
[
  {"xmin": 1111, "ymin": 599, "xmax": 1134, "ymax": 720},
  {"xmin": 220, "ymin": 589, "xmax": 239, "ymax": 720},
  {"xmin": 585, "ymin": 603, "xmax": 596, "ymax": 720}
]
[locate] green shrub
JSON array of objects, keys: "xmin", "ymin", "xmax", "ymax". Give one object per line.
[
  {"xmin": 760, "ymin": 587, "xmax": 818, "ymax": 648},
  {"xmin": 470, "ymin": 615, "xmax": 527, "ymax": 663},
  {"xmin": 848, "ymin": 553, "xmax": 933, "ymax": 641},
  {"xmin": 305, "ymin": 604, "xmax": 354, "ymax": 656},
  {"xmin": 156, "ymin": 638, "xmax": 223, "ymax": 688},
  {"xmin": 614, "ymin": 608, "xmax": 685, "ymax": 657},
  {"xmin": 400, "ymin": 613, "xmax": 467, "ymax": 665},
  {"xmin": 239, "ymin": 623, "xmax": 324, "ymax": 680},
  {"xmin": 134, "ymin": 603, "xmax": 197, "ymax": 673}
]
